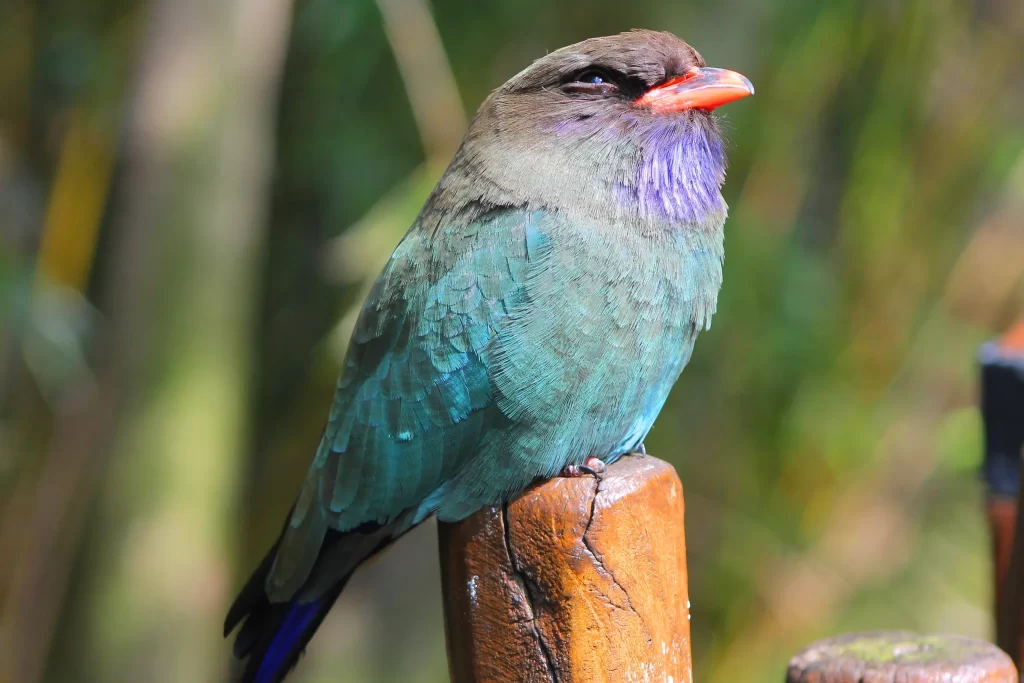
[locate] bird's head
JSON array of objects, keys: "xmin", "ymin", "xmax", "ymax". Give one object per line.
[{"xmin": 443, "ymin": 30, "xmax": 754, "ymax": 229}]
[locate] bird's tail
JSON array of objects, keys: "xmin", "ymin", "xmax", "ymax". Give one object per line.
[
  {"xmin": 225, "ymin": 520, "xmax": 407, "ymax": 683},
  {"xmin": 231, "ymin": 584, "xmax": 347, "ymax": 683}
]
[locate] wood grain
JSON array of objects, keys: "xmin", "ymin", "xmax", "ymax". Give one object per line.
[
  {"xmin": 438, "ymin": 455, "xmax": 692, "ymax": 683},
  {"xmin": 786, "ymin": 631, "xmax": 1018, "ymax": 683}
]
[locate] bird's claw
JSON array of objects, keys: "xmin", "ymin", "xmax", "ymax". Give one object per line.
[
  {"xmin": 560, "ymin": 456, "xmax": 607, "ymax": 478},
  {"xmin": 578, "ymin": 463, "xmax": 604, "ymax": 477}
]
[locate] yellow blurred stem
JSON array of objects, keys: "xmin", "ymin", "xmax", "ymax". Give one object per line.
[{"xmin": 36, "ymin": 110, "xmax": 114, "ymax": 292}]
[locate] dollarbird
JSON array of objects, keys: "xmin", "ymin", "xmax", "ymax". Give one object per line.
[{"xmin": 225, "ymin": 29, "xmax": 753, "ymax": 683}]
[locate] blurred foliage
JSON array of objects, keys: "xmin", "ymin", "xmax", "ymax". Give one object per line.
[{"xmin": 1, "ymin": 0, "xmax": 1023, "ymax": 682}]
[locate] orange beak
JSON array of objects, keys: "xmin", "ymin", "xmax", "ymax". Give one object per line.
[{"xmin": 636, "ymin": 67, "xmax": 754, "ymax": 113}]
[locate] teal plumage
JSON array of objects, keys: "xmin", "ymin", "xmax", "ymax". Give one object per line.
[{"xmin": 226, "ymin": 29, "xmax": 751, "ymax": 683}]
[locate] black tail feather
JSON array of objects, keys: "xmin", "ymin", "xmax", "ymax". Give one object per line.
[
  {"xmin": 225, "ymin": 537, "xmax": 281, "ymax": 644},
  {"xmin": 225, "ymin": 522, "xmax": 401, "ymax": 683},
  {"xmin": 235, "ymin": 580, "xmax": 347, "ymax": 683}
]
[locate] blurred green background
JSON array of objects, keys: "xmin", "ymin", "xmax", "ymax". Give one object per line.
[{"xmin": 2, "ymin": 0, "xmax": 1023, "ymax": 681}]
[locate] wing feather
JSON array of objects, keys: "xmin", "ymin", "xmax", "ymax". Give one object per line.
[{"xmin": 265, "ymin": 207, "xmax": 541, "ymax": 599}]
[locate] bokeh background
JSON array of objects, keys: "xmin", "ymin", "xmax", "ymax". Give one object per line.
[{"xmin": 2, "ymin": 0, "xmax": 1023, "ymax": 681}]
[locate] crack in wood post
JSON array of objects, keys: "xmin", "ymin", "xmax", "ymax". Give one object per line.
[
  {"xmin": 502, "ymin": 503, "xmax": 559, "ymax": 683},
  {"xmin": 440, "ymin": 456, "xmax": 692, "ymax": 683},
  {"xmin": 581, "ymin": 477, "xmax": 652, "ymax": 645}
]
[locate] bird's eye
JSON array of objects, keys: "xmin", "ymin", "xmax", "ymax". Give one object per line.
[{"xmin": 562, "ymin": 68, "xmax": 622, "ymax": 95}]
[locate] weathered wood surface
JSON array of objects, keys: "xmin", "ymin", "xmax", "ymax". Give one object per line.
[
  {"xmin": 992, "ymin": 496, "xmax": 1020, "ymax": 619},
  {"xmin": 438, "ymin": 455, "xmax": 692, "ymax": 683},
  {"xmin": 786, "ymin": 631, "xmax": 1018, "ymax": 683},
  {"xmin": 1005, "ymin": 465, "xmax": 1024, "ymax": 672}
]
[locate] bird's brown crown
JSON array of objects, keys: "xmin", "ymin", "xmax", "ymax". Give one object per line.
[{"xmin": 503, "ymin": 30, "xmax": 706, "ymax": 97}]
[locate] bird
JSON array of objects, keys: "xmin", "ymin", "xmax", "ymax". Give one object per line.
[{"xmin": 225, "ymin": 29, "xmax": 753, "ymax": 683}]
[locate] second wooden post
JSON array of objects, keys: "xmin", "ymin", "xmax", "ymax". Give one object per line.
[{"xmin": 438, "ymin": 455, "xmax": 693, "ymax": 683}]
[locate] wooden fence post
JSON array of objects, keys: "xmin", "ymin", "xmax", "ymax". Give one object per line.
[
  {"xmin": 786, "ymin": 631, "xmax": 1018, "ymax": 682},
  {"xmin": 1008, "ymin": 486, "xmax": 1024, "ymax": 676},
  {"xmin": 438, "ymin": 455, "xmax": 692, "ymax": 683},
  {"xmin": 980, "ymin": 323, "xmax": 1024, "ymax": 669}
]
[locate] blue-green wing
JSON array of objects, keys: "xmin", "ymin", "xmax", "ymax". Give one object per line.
[{"xmin": 266, "ymin": 207, "xmax": 545, "ymax": 598}]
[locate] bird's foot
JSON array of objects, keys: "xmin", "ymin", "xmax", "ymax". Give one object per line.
[
  {"xmin": 560, "ymin": 457, "xmax": 607, "ymax": 478},
  {"xmin": 630, "ymin": 442, "xmax": 648, "ymax": 457}
]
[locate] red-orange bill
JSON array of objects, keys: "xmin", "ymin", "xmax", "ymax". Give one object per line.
[{"xmin": 637, "ymin": 67, "xmax": 754, "ymax": 113}]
